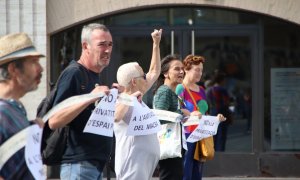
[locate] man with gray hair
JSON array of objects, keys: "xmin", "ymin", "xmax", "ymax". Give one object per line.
[
  {"xmin": 114, "ymin": 29, "xmax": 162, "ymax": 180},
  {"xmin": 47, "ymin": 23, "xmax": 116, "ymax": 179},
  {"xmin": 0, "ymin": 32, "xmax": 44, "ymax": 179}
]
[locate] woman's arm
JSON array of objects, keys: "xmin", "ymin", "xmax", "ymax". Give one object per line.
[
  {"xmin": 114, "ymin": 91, "xmax": 142, "ymax": 122},
  {"xmin": 145, "ymin": 29, "xmax": 162, "ymax": 92}
]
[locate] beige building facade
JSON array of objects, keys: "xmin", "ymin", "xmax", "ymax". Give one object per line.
[
  {"xmin": 0, "ymin": 0, "xmax": 46, "ymax": 119},
  {"xmin": 47, "ymin": 0, "xmax": 300, "ymax": 33},
  {"xmin": 1, "ymin": 0, "xmax": 300, "ymax": 178},
  {"xmin": 46, "ymin": 0, "xmax": 300, "ymax": 177}
]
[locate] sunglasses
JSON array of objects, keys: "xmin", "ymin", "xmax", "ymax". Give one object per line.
[
  {"xmin": 134, "ymin": 73, "xmax": 147, "ymax": 80},
  {"xmin": 191, "ymin": 56, "xmax": 205, "ymax": 62}
]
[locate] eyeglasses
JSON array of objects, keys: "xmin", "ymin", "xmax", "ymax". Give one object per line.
[{"xmin": 134, "ymin": 73, "xmax": 147, "ymax": 80}]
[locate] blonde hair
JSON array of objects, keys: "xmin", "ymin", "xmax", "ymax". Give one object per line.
[{"xmin": 117, "ymin": 62, "xmax": 140, "ymax": 87}]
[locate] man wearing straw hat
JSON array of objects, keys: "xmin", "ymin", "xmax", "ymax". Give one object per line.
[{"xmin": 0, "ymin": 33, "xmax": 45, "ymax": 179}]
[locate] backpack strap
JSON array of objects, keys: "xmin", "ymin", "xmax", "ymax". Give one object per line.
[
  {"xmin": 53, "ymin": 61, "xmax": 89, "ymax": 93},
  {"xmin": 77, "ymin": 63, "xmax": 89, "ymax": 92}
]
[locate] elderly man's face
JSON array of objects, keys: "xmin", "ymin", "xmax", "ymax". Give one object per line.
[{"xmin": 15, "ymin": 57, "xmax": 43, "ymax": 92}]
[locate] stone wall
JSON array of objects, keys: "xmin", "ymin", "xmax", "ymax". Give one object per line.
[
  {"xmin": 47, "ymin": 0, "xmax": 300, "ymax": 34},
  {"xmin": 0, "ymin": 0, "xmax": 47, "ymax": 120}
]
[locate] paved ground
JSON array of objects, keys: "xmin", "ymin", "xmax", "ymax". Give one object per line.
[
  {"xmin": 103, "ymin": 178, "xmax": 300, "ymax": 180},
  {"xmin": 48, "ymin": 118, "xmax": 299, "ymax": 180},
  {"xmin": 50, "ymin": 178, "xmax": 300, "ymax": 180}
]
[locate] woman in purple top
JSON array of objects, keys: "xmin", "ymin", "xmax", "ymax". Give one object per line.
[{"xmin": 176, "ymin": 55, "xmax": 226, "ymax": 180}]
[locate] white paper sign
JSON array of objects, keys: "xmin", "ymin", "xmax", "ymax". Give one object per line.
[
  {"xmin": 25, "ymin": 124, "xmax": 46, "ymax": 180},
  {"xmin": 127, "ymin": 99, "xmax": 161, "ymax": 136},
  {"xmin": 151, "ymin": 109, "xmax": 182, "ymax": 123},
  {"xmin": 83, "ymin": 89, "xmax": 118, "ymax": 137},
  {"xmin": 186, "ymin": 115, "xmax": 220, "ymax": 143}
]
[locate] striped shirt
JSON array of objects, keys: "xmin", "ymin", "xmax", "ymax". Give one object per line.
[
  {"xmin": 0, "ymin": 99, "xmax": 34, "ymax": 180},
  {"xmin": 153, "ymin": 85, "xmax": 183, "ymax": 118}
]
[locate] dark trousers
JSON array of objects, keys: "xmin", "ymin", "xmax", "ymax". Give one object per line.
[
  {"xmin": 159, "ymin": 157, "xmax": 183, "ymax": 180},
  {"xmin": 183, "ymin": 140, "xmax": 204, "ymax": 180},
  {"xmin": 214, "ymin": 121, "xmax": 228, "ymax": 151}
]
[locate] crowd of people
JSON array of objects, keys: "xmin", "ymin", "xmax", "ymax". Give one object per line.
[{"xmin": 0, "ymin": 23, "xmax": 228, "ymax": 180}]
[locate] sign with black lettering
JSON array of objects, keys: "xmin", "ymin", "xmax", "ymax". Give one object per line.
[
  {"xmin": 25, "ymin": 124, "xmax": 46, "ymax": 180},
  {"xmin": 83, "ymin": 89, "xmax": 117, "ymax": 136},
  {"xmin": 186, "ymin": 115, "xmax": 220, "ymax": 143},
  {"xmin": 127, "ymin": 98, "xmax": 161, "ymax": 136}
]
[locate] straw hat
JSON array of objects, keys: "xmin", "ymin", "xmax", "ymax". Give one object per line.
[{"xmin": 0, "ymin": 33, "xmax": 45, "ymax": 66}]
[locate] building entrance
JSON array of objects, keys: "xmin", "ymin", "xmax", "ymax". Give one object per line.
[
  {"xmin": 108, "ymin": 25, "xmax": 260, "ymax": 176},
  {"xmin": 49, "ymin": 6, "xmax": 300, "ymax": 176}
]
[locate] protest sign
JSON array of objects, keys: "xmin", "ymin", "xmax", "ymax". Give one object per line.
[
  {"xmin": 83, "ymin": 89, "xmax": 118, "ymax": 136},
  {"xmin": 127, "ymin": 99, "xmax": 161, "ymax": 136},
  {"xmin": 25, "ymin": 124, "xmax": 46, "ymax": 180},
  {"xmin": 186, "ymin": 115, "xmax": 220, "ymax": 143}
]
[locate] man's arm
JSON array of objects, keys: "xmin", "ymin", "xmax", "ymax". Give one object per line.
[
  {"xmin": 145, "ymin": 29, "xmax": 163, "ymax": 92},
  {"xmin": 48, "ymin": 85, "xmax": 109, "ymax": 130}
]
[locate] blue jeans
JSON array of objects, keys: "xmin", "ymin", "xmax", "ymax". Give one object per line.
[{"xmin": 60, "ymin": 161, "xmax": 103, "ymax": 180}]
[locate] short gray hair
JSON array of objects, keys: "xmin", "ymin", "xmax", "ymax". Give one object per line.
[
  {"xmin": 117, "ymin": 62, "xmax": 140, "ymax": 87},
  {"xmin": 81, "ymin": 23, "xmax": 110, "ymax": 44}
]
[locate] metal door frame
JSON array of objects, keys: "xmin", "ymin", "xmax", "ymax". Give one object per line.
[
  {"xmin": 178, "ymin": 25, "xmax": 263, "ymax": 176},
  {"xmin": 110, "ymin": 25, "xmax": 265, "ymax": 176}
]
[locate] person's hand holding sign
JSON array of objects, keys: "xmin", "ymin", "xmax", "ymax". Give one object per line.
[
  {"xmin": 190, "ymin": 111, "xmax": 202, "ymax": 120},
  {"xmin": 92, "ymin": 84, "xmax": 110, "ymax": 95},
  {"xmin": 111, "ymin": 83, "xmax": 125, "ymax": 93},
  {"xmin": 217, "ymin": 114, "xmax": 226, "ymax": 122},
  {"xmin": 92, "ymin": 84, "xmax": 110, "ymax": 105},
  {"xmin": 131, "ymin": 90, "xmax": 143, "ymax": 103},
  {"xmin": 32, "ymin": 118, "xmax": 45, "ymax": 128}
]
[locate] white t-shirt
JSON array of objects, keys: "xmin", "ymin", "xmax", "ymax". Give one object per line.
[{"xmin": 114, "ymin": 107, "xmax": 160, "ymax": 180}]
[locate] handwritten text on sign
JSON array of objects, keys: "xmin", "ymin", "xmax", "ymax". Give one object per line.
[
  {"xmin": 127, "ymin": 99, "xmax": 161, "ymax": 136},
  {"xmin": 186, "ymin": 115, "xmax": 220, "ymax": 143},
  {"xmin": 83, "ymin": 89, "xmax": 118, "ymax": 136},
  {"xmin": 25, "ymin": 124, "xmax": 46, "ymax": 180}
]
